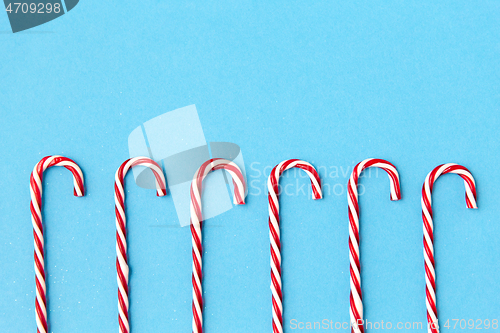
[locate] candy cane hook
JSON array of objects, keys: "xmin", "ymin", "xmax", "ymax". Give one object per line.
[
  {"xmin": 190, "ymin": 158, "xmax": 246, "ymax": 333},
  {"xmin": 268, "ymin": 159, "xmax": 322, "ymax": 333},
  {"xmin": 30, "ymin": 155, "xmax": 85, "ymax": 333},
  {"xmin": 348, "ymin": 158, "xmax": 401, "ymax": 333},
  {"xmin": 422, "ymin": 164, "xmax": 477, "ymax": 333},
  {"xmin": 115, "ymin": 157, "xmax": 167, "ymax": 333}
]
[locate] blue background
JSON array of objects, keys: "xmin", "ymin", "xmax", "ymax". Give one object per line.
[{"xmin": 0, "ymin": 1, "xmax": 499, "ymax": 332}]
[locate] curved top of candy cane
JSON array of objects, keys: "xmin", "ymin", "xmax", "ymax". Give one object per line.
[
  {"xmin": 267, "ymin": 159, "xmax": 323, "ymax": 200},
  {"xmin": 422, "ymin": 163, "xmax": 477, "ymax": 210},
  {"xmin": 115, "ymin": 157, "xmax": 167, "ymax": 197},
  {"xmin": 31, "ymin": 155, "xmax": 85, "ymax": 198},
  {"xmin": 349, "ymin": 158, "xmax": 401, "ymax": 201},
  {"xmin": 190, "ymin": 158, "xmax": 246, "ymax": 226}
]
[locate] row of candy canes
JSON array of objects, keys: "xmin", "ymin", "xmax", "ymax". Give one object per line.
[{"xmin": 30, "ymin": 155, "xmax": 476, "ymax": 333}]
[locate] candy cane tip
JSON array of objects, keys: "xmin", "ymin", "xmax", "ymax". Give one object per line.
[
  {"xmin": 232, "ymin": 194, "xmax": 246, "ymax": 205},
  {"xmin": 73, "ymin": 186, "xmax": 85, "ymax": 197},
  {"xmin": 73, "ymin": 190, "xmax": 85, "ymax": 197},
  {"xmin": 469, "ymin": 197, "xmax": 478, "ymax": 209},
  {"xmin": 157, "ymin": 189, "xmax": 168, "ymax": 197},
  {"xmin": 313, "ymin": 189, "xmax": 323, "ymax": 200}
]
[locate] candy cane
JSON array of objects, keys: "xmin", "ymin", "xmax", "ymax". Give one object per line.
[
  {"xmin": 190, "ymin": 158, "xmax": 246, "ymax": 333},
  {"xmin": 268, "ymin": 159, "xmax": 322, "ymax": 333},
  {"xmin": 115, "ymin": 157, "xmax": 167, "ymax": 333},
  {"xmin": 422, "ymin": 164, "xmax": 477, "ymax": 333},
  {"xmin": 348, "ymin": 158, "xmax": 401, "ymax": 333},
  {"xmin": 30, "ymin": 155, "xmax": 85, "ymax": 333}
]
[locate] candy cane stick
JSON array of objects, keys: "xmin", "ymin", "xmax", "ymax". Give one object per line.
[
  {"xmin": 348, "ymin": 158, "xmax": 401, "ymax": 333},
  {"xmin": 268, "ymin": 159, "xmax": 322, "ymax": 333},
  {"xmin": 422, "ymin": 164, "xmax": 477, "ymax": 333},
  {"xmin": 190, "ymin": 158, "xmax": 246, "ymax": 333},
  {"xmin": 115, "ymin": 157, "xmax": 167, "ymax": 333},
  {"xmin": 30, "ymin": 155, "xmax": 85, "ymax": 333}
]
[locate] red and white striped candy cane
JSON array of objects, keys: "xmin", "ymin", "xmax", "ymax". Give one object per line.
[
  {"xmin": 115, "ymin": 157, "xmax": 167, "ymax": 333},
  {"xmin": 268, "ymin": 159, "xmax": 322, "ymax": 333},
  {"xmin": 190, "ymin": 158, "xmax": 246, "ymax": 333},
  {"xmin": 348, "ymin": 158, "xmax": 401, "ymax": 333},
  {"xmin": 30, "ymin": 155, "xmax": 85, "ymax": 333},
  {"xmin": 422, "ymin": 164, "xmax": 477, "ymax": 333}
]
